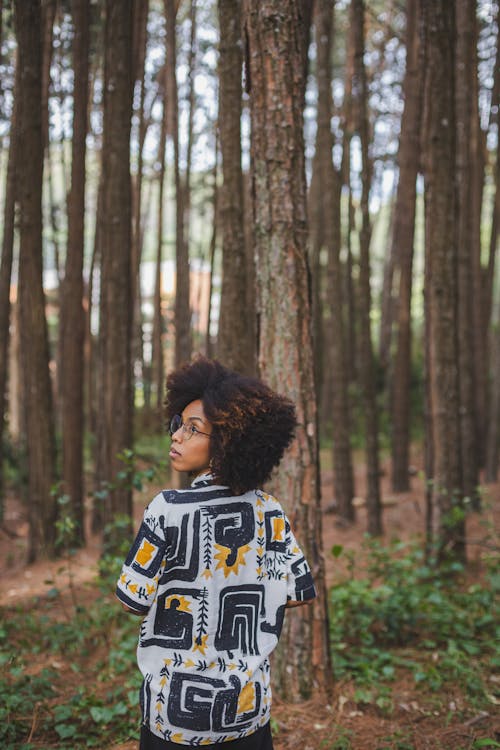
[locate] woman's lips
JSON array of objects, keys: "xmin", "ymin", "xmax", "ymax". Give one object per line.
[{"xmin": 169, "ymin": 448, "xmax": 181, "ymax": 458}]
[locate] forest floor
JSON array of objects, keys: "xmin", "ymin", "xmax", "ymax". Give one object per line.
[{"xmin": 0, "ymin": 448, "xmax": 499, "ymax": 750}]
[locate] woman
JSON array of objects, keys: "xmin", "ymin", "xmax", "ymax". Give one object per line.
[{"xmin": 116, "ymin": 357, "xmax": 316, "ymax": 749}]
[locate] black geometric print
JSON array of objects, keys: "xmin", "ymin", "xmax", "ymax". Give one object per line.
[
  {"xmin": 261, "ymin": 603, "xmax": 286, "ymax": 638},
  {"xmin": 167, "ymin": 673, "xmax": 227, "ymax": 732},
  {"xmin": 141, "ymin": 587, "xmax": 201, "ymax": 648},
  {"xmin": 203, "ymin": 502, "xmax": 255, "ymax": 566},
  {"xmin": 194, "ymin": 586, "xmax": 209, "ymax": 648},
  {"xmin": 125, "ymin": 522, "xmax": 166, "ymax": 579},
  {"xmin": 264, "ymin": 510, "xmax": 288, "ymax": 552},
  {"xmin": 160, "ymin": 511, "xmax": 201, "ymax": 583},
  {"xmin": 215, "ymin": 585, "xmax": 265, "ymax": 657},
  {"xmin": 162, "ymin": 488, "xmax": 230, "ymax": 504},
  {"xmin": 291, "ymin": 556, "xmax": 316, "ymax": 601},
  {"xmin": 167, "ymin": 672, "xmax": 261, "ymax": 733},
  {"xmin": 140, "ymin": 674, "xmax": 153, "ymax": 726}
]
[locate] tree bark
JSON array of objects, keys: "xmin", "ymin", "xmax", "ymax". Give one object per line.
[
  {"xmin": 130, "ymin": 0, "xmax": 149, "ymax": 412},
  {"xmin": 15, "ymin": 0, "xmax": 57, "ymax": 561},
  {"xmin": 151, "ymin": 63, "xmax": 167, "ymax": 414},
  {"xmin": 0, "ymin": 56, "xmax": 18, "ymax": 523},
  {"xmin": 243, "ymin": 0, "xmax": 332, "ymax": 700},
  {"xmin": 165, "ymin": 0, "xmax": 191, "ymax": 367},
  {"xmin": 314, "ymin": 0, "xmax": 354, "ymax": 522},
  {"xmin": 350, "ymin": 0, "xmax": 382, "ymax": 535},
  {"xmin": 97, "ymin": 0, "xmax": 134, "ymax": 548},
  {"xmin": 421, "ymin": 0, "xmax": 464, "ymax": 562},
  {"xmin": 455, "ymin": 0, "xmax": 479, "ymax": 504},
  {"xmin": 390, "ymin": 0, "xmax": 422, "ymax": 492},
  {"xmin": 217, "ymin": 0, "xmax": 255, "ymax": 374},
  {"xmin": 59, "ymin": 0, "xmax": 90, "ymax": 545},
  {"xmin": 485, "ymin": 316, "xmax": 500, "ymax": 483}
]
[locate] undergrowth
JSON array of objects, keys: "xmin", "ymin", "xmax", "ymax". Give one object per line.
[
  {"xmin": 329, "ymin": 537, "xmax": 500, "ymax": 715},
  {"xmin": 1, "ymin": 528, "xmax": 498, "ymax": 747}
]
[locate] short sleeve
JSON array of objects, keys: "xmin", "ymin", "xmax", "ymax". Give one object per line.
[
  {"xmin": 115, "ymin": 493, "xmax": 168, "ymax": 614},
  {"xmin": 285, "ymin": 518, "xmax": 317, "ymax": 603}
]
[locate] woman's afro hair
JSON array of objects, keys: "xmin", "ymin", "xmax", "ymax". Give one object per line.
[{"xmin": 165, "ymin": 356, "xmax": 297, "ymax": 494}]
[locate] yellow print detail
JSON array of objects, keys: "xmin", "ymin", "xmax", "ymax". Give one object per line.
[
  {"xmin": 135, "ymin": 539, "xmax": 156, "ymax": 567},
  {"xmin": 214, "ymin": 543, "xmax": 251, "ymax": 577},
  {"xmin": 237, "ymin": 682, "xmax": 256, "ymax": 714},
  {"xmin": 165, "ymin": 595, "xmax": 192, "ymax": 613},
  {"xmin": 272, "ymin": 516, "xmax": 285, "ymax": 542}
]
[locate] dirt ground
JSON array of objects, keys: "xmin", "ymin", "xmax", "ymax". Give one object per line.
[{"xmin": 1, "ymin": 451, "xmax": 499, "ymax": 749}]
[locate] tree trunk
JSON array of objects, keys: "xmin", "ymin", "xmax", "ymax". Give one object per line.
[
  {"xmin": 97, "ymin": 0, "xmax": 134, "ymax": 549},
  {"xmin": 391, "ymin": 0, "xmax": 422, "ymax": 492},
  {"xmin": 470, "ymin": 37, "xmax": 487, "ymax": 467},
  {"xmin": 314, "ymin": 0, "xmax": 355, "ymax": 522},
  {"xmin": 151, "ymin": 64, "xmax": 167, "ymax": 415},
  {"xmin": 455, "ymin": 0, "xmax": 479, "ymax": 505},
  {"xmin": 15, "ymin": 0, "xmax": 57, "ymax": 561},
  {"xmin": 378, "ymin": 190, "xmax": 397, "ymax": 373},
  {"xmin": 217, "ymin": 0, "xmax": 255, "ymax": 374},
  {"xmin": 243, "ymin": 0, "xmax": 332, "ymax": 700},
  {"xmin": 59, "ymin": 0, "xmax": 90, "ymax": 546},
  {"xmin": 165, "ymin": 0, "xmax": 191, "ymax": 367},
  {"xmin": 0, "ymin": 56, "xmax": 18, "ymax": 523},
  {"xmin": 485, "ymin": 315, "xmax": 500, "ymax": 483},
  {"xmin": 351, "ymin": 0, "xmax": 382, "ymax": 536},
  {"xmin": 205, "ymin": 142, "xmax": 219, "ymax": 359},
  {"xmin": 131, "ymin": 0, "xmax": 149, "ymax": 412},
  {"xmin": 182, "ymin": 0, "xmax": 197, "ymax": 311},
  {"xmin": 421, "ymin": 0, "xmax": 464, "ymax": 562},
  {"xmin": 483, "ymin": 17, "xmax": 499, "ymax": 341}
]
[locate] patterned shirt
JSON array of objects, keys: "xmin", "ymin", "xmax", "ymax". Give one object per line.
[{"xmin": 116, "ymin": 474, "xmax": 316, "ymax": 746}]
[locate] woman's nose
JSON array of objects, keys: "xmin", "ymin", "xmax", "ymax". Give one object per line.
[{"xmin": 172, "ymin": 426, "xmax": 184, "ymax": 442}]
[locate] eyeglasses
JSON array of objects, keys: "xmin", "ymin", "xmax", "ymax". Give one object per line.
[{"xmin": 169, "ymin": 414, "xmax": 211, "ymax": 441}]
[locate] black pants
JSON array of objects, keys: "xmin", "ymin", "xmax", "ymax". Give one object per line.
[{"xmin": 139, "ymin": 722, "xmax": 274, "ymax": 750}]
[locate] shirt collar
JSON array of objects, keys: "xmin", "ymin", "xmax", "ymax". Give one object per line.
[{"xmin": 191, "ymin": 471, "xmax": 215, "ymax": 488}]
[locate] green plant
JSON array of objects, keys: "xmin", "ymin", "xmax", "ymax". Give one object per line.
[{"xmin": 329, "ymin": 537, "xmax": 499, "ymax": 709}]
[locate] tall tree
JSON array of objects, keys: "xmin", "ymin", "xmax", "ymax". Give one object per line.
[
  {"xmin": 485, "ymin": 20, "xmax": 500, "ymax": 484},
  {"xmin": 151, "ymin": 62, "xmax": 168, "ymax": 413},
  {"xmin": 59, "ymin": 0, "xmax": 90, "ymax": 545},
  {"xmin": 455, "ymin": 0, "xmax": 479, "ymax": 503},
  {"xmin": 165, "ymin": 0, "xmax": 191, "ymax": 367},
  {"xmin": 130, "ymin": 0, "xmax": 150, "ymax": 409},
  {"xmin": 421, "ymin": 0, "xmax": 464, "ymax": 561},
  {"xmin": 0, "ymin": 57, "xmax": 18, "ymax": 523},
  {"xmin": 243, "ymin": 0, "xmax": 332, "ymax": 700},
  {"xmin": 350, "ymin": 0, "xmax": 382, "ymax": 535},
  {"xmin": 217, "ymin": 0, "xmax": 255, "ymax": 374},
  {"xmin": 390, "ymin": 0, "xmax": 423, "ymax": 492},
  {"xmin": 313, "ymin": 0, "xmax": 355, "ymax": 522},
  {"xmin": 14, "ymin": 0, "xmax": 57, "ymax": 561},
  {"xmin": 97, "ymin": 0, "xmax": 134, "ymax": 546}
]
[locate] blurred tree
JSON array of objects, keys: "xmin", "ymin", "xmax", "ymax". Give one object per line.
[
  {"xmin": 59, "ymin": 0, "xmax": 90, "ymax": 546},
  {"xmin": 455, "ymin": 0, "xmax": 479, "ymax": 504},
  {"xmin": 96, "ymin": 0, "xmax": 134, "ymax": 546},
  {"xmin": 15, "ymin": 0, "xmax": 57, "ymax": 561},
  {"xmin": 151, "ymin": 60, "xmax": 167, "ymax": 413},
  {"xmin": 390, "ymin": 0, "xmax": 423, "ymax": 493},
  {"xmin": 243, "ymin": 0, "xmax": 332, "ymax": 700},
  {"xmin": 0, "ymin": 56, "xmax": 18, "ymax": 526},
  {"xmin": 350, "ymin": 0, "xmax": 382, "ymax": 535},
  {"xmin": 131, "ymin": 0, "xmax": 150, "ymax": 412},
  {"xmin": 217, "ymin": 0, "xmax": 255, "ymax": 374},
  {"xmin": 166, "ymin": 0, "xmax": 191, "ymax": 367},
  {"xmin": 421, "ymin": 0, "xmax": 464, "ymax": 562},
  {"xmin": 312, "ymin": 0, "xmax": 355, "ymax": 523}
]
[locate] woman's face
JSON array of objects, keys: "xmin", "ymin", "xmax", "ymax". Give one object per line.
[{"xmin": 169, "ymin": 399, "xmax": 212, "ymax": 477}]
